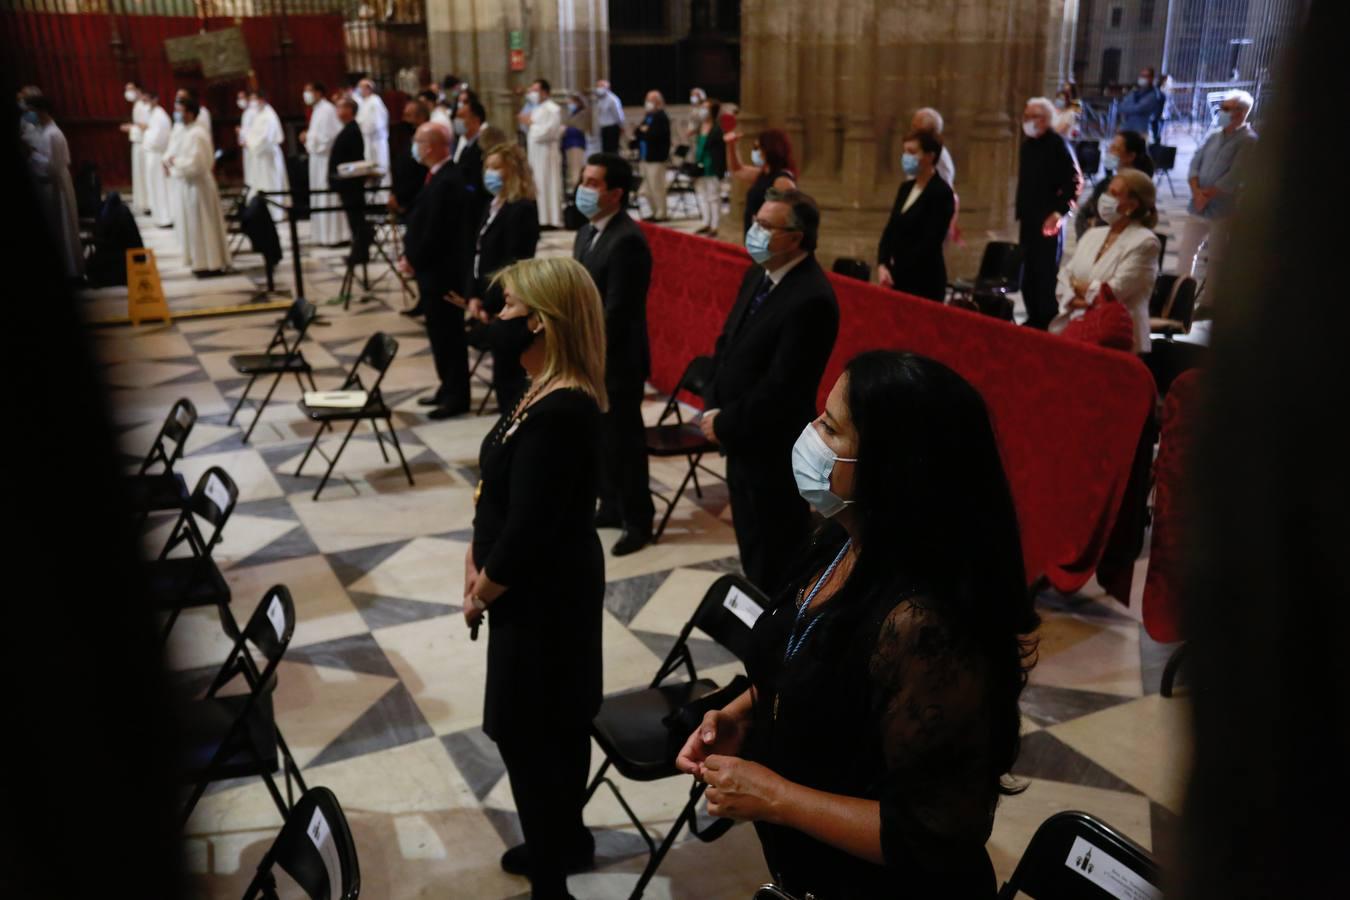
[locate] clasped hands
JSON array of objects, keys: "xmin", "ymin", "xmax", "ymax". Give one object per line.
[
  {"xmin": 674, "ymin": 708, "xmax": 788, "ymax": 824},
  {"xmin": 462, "ymin": 549, "xmax": 503, "ymax": 628}
]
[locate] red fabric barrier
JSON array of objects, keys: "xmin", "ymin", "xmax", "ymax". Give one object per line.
[
  {"xmin": 1142, "ymin": 369, "xmax": 1203, "ymax": 642},
  {"xmin": 641, "ymin": 223, "xmax": 1157, "ymax": 592}
]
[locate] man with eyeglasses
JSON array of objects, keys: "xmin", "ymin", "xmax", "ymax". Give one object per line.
[{"xmin": 700, "ymin": 189, "xmax": 840, "ymax": 596}]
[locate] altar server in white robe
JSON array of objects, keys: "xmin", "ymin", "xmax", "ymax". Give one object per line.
[
  {"xmin": 236, "ymin": 89, "xmax": 257, "ymax": 191},
  {"xmin": 168, "ymin": 99, "xmax": 231, "ymax": 273},
  {"xmin": 122, "ymin": 83, "xmax": 151, "ymax": 214},
  {"xmin": 521, "ymin": 78, "xmax": 563, "ymax": 228},
  {"xmin": 301, "ymin": 81, "xmax": 349, "ymax": 245},
  {"xmin": 243, "ymin": 90, "xmax": 289, "ymax": 221},
  {"xmin": 141, "ymin": 91, "xmax": 174, "ymax": 228},
  {"xmin": 28, "ymin": 97, "xmax": 83, "ymax": 279},
  {"xmin": 355, "ymin": 79, "xmax": 390, "ymax": 187}
]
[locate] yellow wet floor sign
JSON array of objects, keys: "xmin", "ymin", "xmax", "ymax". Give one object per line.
[{"xmin": 126, "ymin": 248, "xmax": 172, "ymax": 326}]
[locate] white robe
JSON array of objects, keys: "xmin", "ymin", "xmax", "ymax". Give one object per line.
[
  {"xmin": 197, "ymin": 106, "xmax": 214, "ymax": 154},
  {"xmin": 1051, "ymin": 222, "xmax": 1160, "ymax": 354},
  {"xmin": 527, "ymin": 99, "xmax": 563, "ymax": 227},
  {"xmin": 142, "ymin": 105, "xmax": 174, "ymax": 227},
  {"xmin": 170, "ymin": 125, "xmax": 231, "ymax": 272},
  {"xmin": 130, "ymin": 98, "xmax": 151, "ymax": 213},
  {"xmin": 239, "ymin": 104, "xmax": 258, "ymax": 193},
  {"xmin": 39, "ymin": 121, "xmax": 83, "ymax": 278},
  {"xmin": 356, "ymin": 92, "xmax": 390, "ymax": 186},
  {"xmin": 304, "ymin": 98, "xmax": 349, "ymax": 245},
  {"xmin": 245, "ymin": 104, "xmax": 289, "ymax": 221}
]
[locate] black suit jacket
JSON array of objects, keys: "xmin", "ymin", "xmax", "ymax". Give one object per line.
[
  {"xmin": 404, "ymin": 162, "xmax": 472, "ymax": 292},
  {"xmin": 707, "ymin": 255, "xmax": 840, "ymax": 458},
  {"xmin": 388, "ymin": 121, "xmax": 427, "ymax": 211},
  {"xmin": 573, "ymin": 210, "xmax": 653, "ymax": 388},
  {"xmin": 877, "ymin": 175, "xmax": 955, "ymax": 302},
  {"xmin": 329, "ymin": 121, "xmax": 365, "ymax": 203},
  {"xmin": 1016, "ymin": 130, "xmax": 1082, "ymax": 223},
  {"xmin": 472, "ymin": 198, "xmax": 540, "ymax": 312},
  {"xmin": 633, "ymin": 109, "xmax": 672, "ymax": 162}
]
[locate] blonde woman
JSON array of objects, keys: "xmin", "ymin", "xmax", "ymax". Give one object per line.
[
  {"xmin": 447, "ymin": 141, "xmax": 540, "ymax": 410},
  {"xmin": 463, "ymin": 256, "xmax": 607, "ymax": 898}
]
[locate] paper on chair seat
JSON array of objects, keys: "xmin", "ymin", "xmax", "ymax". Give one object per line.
[
  {"xmin": 335, "ymin": 161, "xmax": 380, "ymax": 178},
  {"xmin": 304, "ymin": 390, "xmax": 369, "ymax": 409}
]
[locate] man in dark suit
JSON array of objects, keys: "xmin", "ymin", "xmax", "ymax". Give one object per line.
[
  {"xmin": 574, "ymin": 152, "xmax": 656, "ymax": 556},
  {"xmin": 451, "ymin": 94, "xmax": 488, "ymax": 184},
  {"xmin": 329, "ymin": 98, "xmax": 370, "ymax": 264},
  {"xmin": 391, "ymin": 100, "xmax": 430, "ymax": 316},
  {"xmin": 700, "ymin": 189, "xmax": 840, "ymax": 596},
  {"xmin": 401, "ymin": 122, "xmax": 475, "ymax": 419},
  {"xmin": 1016, "ymin": 97, "xmax": 1082, "ymax": 329}
]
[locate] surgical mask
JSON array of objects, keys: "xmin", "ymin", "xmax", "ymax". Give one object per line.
[
  {"xmin": 575, "ymin": 185, "xmax": 601, "ymax": 218},
  {"xmin": 696, "ymin": 108, "xmax": 709, "ymax": 122},
  {"xmin": 791, "ymin": 423, "xmax": 856, "ymax": 518},
  {"xmin": 1054, "ymin": 97, "xmax": 1067, "ymax": 110},
  {"xmin": 1023, "ymin": 120, "xmax": 1043, "ymax": 139},
  {"xmin": 1138, "ymin": 77, "xmax": 1151, "ymax": 88},
  {"xmin": 569, "ymin": 103, "xmax": 580, "ymax": 115},
  {"xmin": 1097, "ymin": 193, "xmax": 1122, "ymax": 225},
  {"xmin": 250, "ymin": 100, "xmax": 261, "ymax": 110},
  {"xmin": 484, "ymin": 168, "xmax": 504, "ymax": 196},
  {"xmin": 411, "ymin": 142, "xmax": 422, "ymax": 164},
  {"xmin": 173, "ymin": 111, "xmax": 184, "ymax": 124},
  {"xmin": 303, "ymin": 90, "xmax": 315, "ymax": 105},
  {"xmin": 645, "ymin": 101, "xmax": 656, "ymax": 112},
  {"xmin": 690, "ymin": 96, "xmax": 702, "ymax": 106},
  {"xmin": 1215, "ymin": 110, "xmax": 1233, "ymax": 128},
  {"xmin": 745, "ymin": 222, "xmax": 774, "ymax": 264},
  {"xmin": 901, "ymin": 153, "xmax": 920, "ymax": 177},
  {"xmin": 751, "ymin": 148, "xmax": 764, "ymax": 168},
  {"xmin": 238, "ymin": 98, "xmax": 248, "ymax": 110},
  {"xmin": 125, "ymin": 89, "xmax": 138, "ymax": 103},
  {"xmin": 526, "ymin": 91, "xmax": 540, "ymax": 105},
  {"xmin": 1103, "ymin": 151, "xmax": 1121, "ymax": 172},
  {"xmin": 453, "ymin": 118, "xmax": 467, "ymax": 136}
]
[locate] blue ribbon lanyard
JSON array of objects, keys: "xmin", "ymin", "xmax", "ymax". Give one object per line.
[{"xmin": 782, "ymin": 539, "xmax": 851, "ymax": 664}]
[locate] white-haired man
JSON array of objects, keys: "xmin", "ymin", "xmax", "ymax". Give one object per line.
[
  {"xmin": 1016, "ymin": 97, "xmax": 1083, "ymax": 329},
  {"xmin": 1175, "ymin": 89, "xmax": 1257, "ymax": 290},
  {"xmin": 911, "ymin": 106, "xmax": 955, "ymax": 185}
]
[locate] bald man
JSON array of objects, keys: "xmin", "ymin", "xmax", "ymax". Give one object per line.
[{"xmin": 400, "ymin": 122, "xmax": 475, "ymax": 418}]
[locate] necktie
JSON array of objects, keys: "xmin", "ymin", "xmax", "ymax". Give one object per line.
[
  {"xmin": 424, "ymin": 167, "xmax": 434, "ymax": 186},
  {"xmin": 748, "ymin": 272, "xmax": 774, "ymax": 318}
]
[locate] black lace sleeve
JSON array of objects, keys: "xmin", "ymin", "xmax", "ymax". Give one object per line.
[{"xmin": 869, "ymin": 598, "xmax": 999, "ymax": 875}]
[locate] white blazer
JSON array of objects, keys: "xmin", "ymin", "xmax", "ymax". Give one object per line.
[{"xmin": 1052, "ymin": 222, "xmax": 1160, "ymax": 353}]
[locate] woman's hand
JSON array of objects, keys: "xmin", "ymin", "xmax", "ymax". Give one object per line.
[
  {"xmin": 723, "ymin": 131, "xmax": 740, "ymax": 144},
  {"xmin": 467, "ymin": 297, "xmax": 490, "ymax": 324},
  {"xmin": 676, "ymin": 708, "xmax": 748, "ymax": 777},
  {"xmin": 1070, "ymin": 275, "xmax": 1091, "ymax": 298},
  {"xmin": 877, "ymin": 264, "xmax": 894, "ymax": 288},
  {"xmin": 1068, "ymin": 297, "xmax": 1090, "ymax": 310},
  {"xmin": 702, "ymin": 755, "xmax": 790, "ymax": 824},
  {"xmin": 444, "ymin": 290, "xmax": 468, "ymax": 308}
]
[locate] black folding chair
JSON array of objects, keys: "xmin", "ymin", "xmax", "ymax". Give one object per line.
[
  {"xmin": 465, "ymin": 321, "xmax": 497, "ymax": 415},
  {"xmin": 1149, "ymin": 274, "xmax": 1198, "ymax": 337},
  {"xmin": 586, "ymin": 574, "xmax": 767, "ymax": 899},
  {"xmin": 125, "ymin": 397, "xmax": 197, "ymax": 519},
  {"xmin": 1149, "ymin": 143, "xmax": 1178, "ymax": 198},
  {"xmin": 295, "ymin": 332, "xmax": 413, "ymax": 500},
  {"xmin": 645, "ymin": 356, "xmax": 724, "ymax": 542},
  {"xmin": 947, "ymin": 241, "xmax": 1023, "ymax": 320},
  {"xmin": 1074, "ymin": 140, "xmax": 1101, "ymax": 186},
  {"xmin": 998, "ymin": 810, "xmax": 1160, "ymax": 899},
  {"xmin": 667, "ymin": 145, "xmax": 699, "ymax": 219},
  {"xmin": 241, "ymin": 786, "xmax": 361, "ymax": 900},
  {"xmin": 227, "ymin": 298, "xmax": 320, "ymax": 443},
  {"xmin": 180, "ymin": 585, "xmax": 308, "ymax": 825},
  {"xmin": 147, "ymin": 466, "xmax": 240, "ymax": 643},
  {"xmin": 831, "ymin": 257, "xmax": 872, "ymax": 282}
]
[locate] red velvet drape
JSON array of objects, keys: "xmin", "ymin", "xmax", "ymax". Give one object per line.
[{"xmin": 640, "ymin": 224, "xmax": 1157, "ymax": 592}]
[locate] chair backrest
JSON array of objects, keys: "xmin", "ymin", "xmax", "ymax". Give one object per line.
[
  {"xmin": 831, "ymin": 257, "xmax": 872, "ymax": 283},
  {"xmin": 284, "ymin": 297, "xmax": 318, "ymax": 337},
  {"xmin": 208, "ymin": 585, "xmax": 296, "ymax": 699},
  {"xmin": 652, "ymin": 574, "xmax": 768, "ymax": 687},
  {"xmin": 1155, "ymin": 232, "xmax": 1168, "ymax": 272},
  {"xmin": 997, "ymin": 810, "xmax": 1160, "ymax": 900},
  {"xmin": 1169, "ymin": 276, "xmax": 1198, "ymax": 327},
  {"xmin": 139, "ymin": 397, "xmax": 198, "ymax": 475},
  {"xmin": 341, "ymin": 332, "xmax": 399, "ymax": 405},
  {"xmin": 978, "ymin": 241, "xmax": 1024, "ymax": 290},
  {"xmin": 657, "ymin": 355, "xmax": 716, "ymax": 426},
  {"xmin": 188, "ymin": 466, "xmax": 240, "ymax": 550},
  {"xmin": 1074, "ymin": 140, "xmax": 1101, "ymax": 179},
  {"xmin": 1149, "ymin": 273, "xmax": 1178, "ymax": 317},
  {"xmin": 752, "ymin": 886, "xmax": 800, "ymax": 900},
  {"xmin": 1148, "ymin": 143, "xmax": 1177, "ymax": 172},
  {"xmin": 243, "ymin": 787, "xmax": 361, "ymax": 900}
]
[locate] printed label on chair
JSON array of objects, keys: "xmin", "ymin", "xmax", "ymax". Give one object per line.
[
  {"xmin": 204, "ymin": 473, "xmax": 231, "ymax": 513},
  {"xmin": 1063, "ymin": 837, "xmax": 1161, "ymax": 900},
  {"xmin": 266, "ymin": 595, "xmax": 286, "ymax": 641},
  {"xmin": 723, "ymin": 585, "xmax": 765, "ymax": 629},
  {"xmin": 307, "ymin": 807, "xmax": 343, "ymax": 900}
]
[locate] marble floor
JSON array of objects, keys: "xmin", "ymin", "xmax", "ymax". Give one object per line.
[{"xmin": 90, "ymin": 186, "xmax": 1190, "ymax": 899}]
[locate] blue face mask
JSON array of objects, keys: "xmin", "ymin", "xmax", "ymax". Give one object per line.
[
  {"xmin": 791, "ymin": 423, "xmax": 856, "ymax": 518},
  {"xmin": 1103, "ymin": 151, "xmax": 1120, "ymax": 172},
  {"xmin": 745, "ymin": 222, "xmax": 774, "ymax": 264},
  {"xmin": 575, "ymin": 185, "xmax": 601, "ymax": 218},
  {"xmin": 751, "ymin": 148, "xmax": 764, "ymax": 168},
  {"xmin": 484, "ymin": 168, "xmax": 504, "ymax": 196},
  {"xmin": 1215, "ymin": 110, "xmax": 1233, "ymax": 128},
  {"xmin": 173, "ymin": 111, "xmax": 184, "ymax": 124},
  {"xmin": 901, "ymin": 153, "xmax": 921, "ymax": 177},
  {"xmin": 411, "ymin": 142, "xmax": 423, "ymax": 164}
]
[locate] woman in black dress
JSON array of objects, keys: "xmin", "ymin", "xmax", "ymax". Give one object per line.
[
  {"xmin": 677, "ymin": 351, "xmax": 1039, "ymax": 899},
  {"xmin": 722, "ymin": 125, "xmax": 798, "ymax": 234},
  {"xmin": 463, "ymin": 256, "xmax": 608, "ymax": 899},
  {"xmin": 877, "ymin": 130, "xmax": 956, "ymax": 302}
]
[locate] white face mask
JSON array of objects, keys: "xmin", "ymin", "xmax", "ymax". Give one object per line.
[
  {"xmin": 1138, "ymin": 77, "xmax": 1151, "ymax": 88},
  {"xmin": 303, "ymin": 90, "xmax": 315, "ymax": 106},
  {"xmin": 1097, "ymin": 193, "xmax": 1123, "ymax": 225},
  {"xmin": 526, "ymin": 91, "xmax": 541, "ymax": 105},
  {"xmin": 125, "ymin": 89, "xmax": 138, "ymax": 103},
  {"xmin": 690, "ymin": 96, "xmax": 702, "ymax": 106},
  {"xmin": 791, "ymin": 423, "xmax": 856, "ymax": 518},
  {"xmin": 237, "ymin": 97, "xmax": 248, "ymax": 110},
  {"xmin": 696, "ymin": 108, "xmax": 709, "ymax": 122},
  {"xmin": 1022, "ymin": 119, "xmax": 1044, "ymax": 139},
  {"xmin": 645, "ymin": 101, "xmax": 656, "ymax": 112}
]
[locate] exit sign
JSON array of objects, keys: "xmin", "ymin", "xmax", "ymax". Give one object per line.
[{"xmin": 509, "ymin": 30, "xmax": 524, "ymax": 50}]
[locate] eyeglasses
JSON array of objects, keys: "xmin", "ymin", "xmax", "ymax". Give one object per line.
[{"xmin": 754, "ymin": 219, "xmax": 792, "ymax": 232}]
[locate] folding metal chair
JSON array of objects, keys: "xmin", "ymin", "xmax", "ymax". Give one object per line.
[
  {"xmin": 295, "ymin": 332, "xmax": 413, "ymax": 500},
  {"xmin": 1149, "ymin": 274, "xmax": 1199, "ymax": 337},
  {"xmin": 465, "ymin": 321, "xmax": 497, "ymax": 415},
  {"xmin": 179, "ymin": 585, "xmax": 308, "ymax": 825},
  {"xmin": 147, "ymin": 466, "xmax": 240, "ymax": 643},
  {"xmin": 998, "ymin": 810, "xmax": 1160, "ymax": 899},
  {"xmin": 228, "ymin": 298, "xmax": 320, "ymax": 443},
  {"xmin": 667, "ymin": 146, "xmax": 700, "ymax": 219},
  {"xmin": 947, "ymin": 241, "xmax": 1023, "ymax": 320},
  {"xmin": 586, "ymin": 574, "xmax": 768, "ymax": 899},
  {"xmin": 1074, "ymin": 139, "xmax": 1102, "ymax": 186},
  {"xmin": 1149, "ymin": 143, "xmax": 1179, "ymax": 198},
  {"xmin": 125, "ymin": 397, "xmax": 197, "ymax": 519},
  {"xmin": 645, "ymin": 356, "xmax": 724, "ymax": 541},
  {"xmin": 241, "ymin": 786, "xmax": 361, "ymax": 900}
]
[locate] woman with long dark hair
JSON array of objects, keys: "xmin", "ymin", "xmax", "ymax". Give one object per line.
[{"xmin": 678, "ymin": 351, "xmax": 1039, "ymax": 898}]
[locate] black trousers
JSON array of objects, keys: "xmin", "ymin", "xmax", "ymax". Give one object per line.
[
  {"xmin": 1018, "ymin": 219, "xmax": 1064, "ymax": 330},
  {"xmin": 495, "ymin": 721, "xmax": 592, "ymax": 900},
  {"xmin": 726, "ymin": 452, "xmax": 813, "ymax": 598},
  {"xmin": 600, "ymin": 379, "xmax": 655, "ymax": 532},
  {"xmin": 600, "ymin": 124, "xmax": 621, "ymax": 154},
  {"xmin": 338, "ymin": 189, "xmax": 371, "ymax": 263},
  {"xmin": 422, "ymin": 276, "xmax": 469, "ymax": 408}
]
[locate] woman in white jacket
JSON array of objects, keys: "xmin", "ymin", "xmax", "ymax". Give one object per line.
[{"xmin": 1051, "ymin": 168, "xmax": 1161, "ymax": 353}]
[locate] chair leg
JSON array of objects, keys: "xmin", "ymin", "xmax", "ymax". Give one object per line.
[
  {"xmin": 689, "ymin": 453, "xmax": 704, "ymax": 499},
  {"xmin": 241, "ymin": 372, "xmax": 284, "ymax": 444},
  {"xmin": 259, "ymin": 770, "xmax": 291, "ymax": 820},
  {"xmin": 384, "ymin": 417, "xmax": 415, "ymax": 487},
  {"xmin": 369, "ymin": 416, "xmax": 391, "ymax": 463},
  {"xmin": 628, "ymin": 792, "xmax": 703, "ymax": 900},
  {"xmin": 653, "ymin": 455, "xmax": 702, "ymax": 542},
  {"xmin": 313, "ymin": 419, "xmax": 361, "ymax": 501},
  {"xmin": 227, "ymin": 374, "xmax": 259, "ymax": 426},
  {"xmin": 295, "ymin": 421, "xmax": 329, "ymax": 476},
  {"xmin": 1161, "ymin": 642, "xmax": 1188, "ymax": 697},
  {"xmin": 476, "ymin": 382, "xmax": 496, "ymax": 416},
  {"xmin": 160, "ymin": 606, "xmax": 183, "ymax": 644}
]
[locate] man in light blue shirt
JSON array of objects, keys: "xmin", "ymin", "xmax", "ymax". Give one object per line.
[
  {"xmin": 1174, "ymin": 89, "xmax": 1258, "ymax": 289},
  {"xmin": 593, "ymin": 79, "xmax": 625, "ymax": 152}
]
